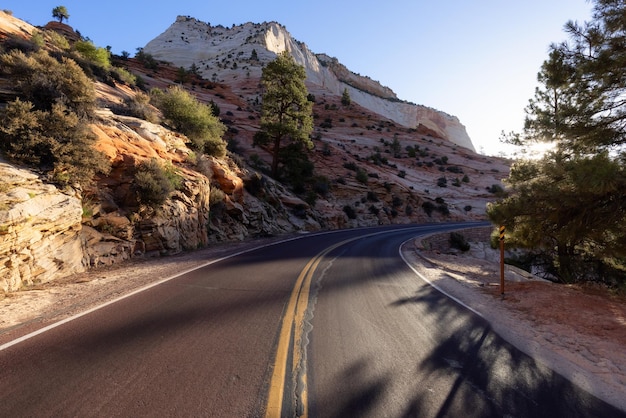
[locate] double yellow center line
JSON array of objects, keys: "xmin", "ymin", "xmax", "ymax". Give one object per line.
[{"xmin": 264, "ymin": 238, "xmax": 355, "ymax": 418}]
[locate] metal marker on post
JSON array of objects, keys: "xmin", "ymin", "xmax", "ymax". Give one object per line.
[{"xmin": 499, "ymin": 225, "xmax": 505, "ymax": 296}]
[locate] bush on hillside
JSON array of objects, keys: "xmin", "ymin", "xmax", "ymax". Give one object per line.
[
  {"xmin": 115, "ymin": 91, "xmax": 159, "ymax": 123},
  {"xmin": 343, "ymin": 205, "xmax": 357, "ymax": 219},
  {"xmin": 151, "ymin": 86, "xmax": 227, "ymax": 157},
  {"xmin": 133, "ymin": 158, "xmax": 181, "ymax": 207},
  {"xmin": 0, "ymin": 47, "xmax": 109, "ymax": 186},
  {"xmin": 0, "ymin": 99, "xmax": 110, "ymax": 186},
  {"xmin": 0, "ymin": 49, "xmax": 96, "ymax": 117},
  {"xmin": 449, "ymin": 232, "xmax": 470, "ymax": 252},
  {"xmin": 73, "ymin": 40, "xmax": 110, "ymax": 69},
  {"xmin": 422, "ymin": 201, "xmax": 435, "ymax": 217}
]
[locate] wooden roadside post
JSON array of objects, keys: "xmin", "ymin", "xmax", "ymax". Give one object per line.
[{"xmin": 499, "ymin": 225, "xmax": 505, "ymax": 296}]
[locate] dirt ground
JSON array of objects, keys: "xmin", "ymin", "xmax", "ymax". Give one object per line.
[{"xmin": 1, "ymin": 234, "xmax": 625, "ymax": 412}]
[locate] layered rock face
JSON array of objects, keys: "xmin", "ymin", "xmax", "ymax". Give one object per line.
[
  {"xmin": 83, "ymin": 112, "xmax": 321, "ymax": 264},
  {"xmin": 143, "ymin": 17, "xmax": 475, "ymax": 151},
  {"xmin": 0, "ymin": 161, "xmax": 84, "ymax": 292}
]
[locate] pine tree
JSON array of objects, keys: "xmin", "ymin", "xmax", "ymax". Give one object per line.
[
  {"xmin": 489, "ymin": 0, "xmax": 626, "ymax": 284},
  {"xmin": 254, "ymin": 51, "xmax": 313, "ymax": 178},
  {"xmin": 341, "ymin": 88, "xmax": 351, "ymax": 106},
  {"xmin": 52, "ymin": 6, "xmax": 69, "ymax": 23}
]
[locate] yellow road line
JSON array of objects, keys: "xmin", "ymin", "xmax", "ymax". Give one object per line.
[
  {"xmin": 264, "ymin": 256, "xmax": 315, "ymax": 418},
  {"xmin": 264, "ymin": 238, "xmax": 353, "ymax": 418}
]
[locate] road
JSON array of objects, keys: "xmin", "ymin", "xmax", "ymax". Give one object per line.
[{"xmin": 0, "ymin": 223, "xmax": 623, "ymax": 417}]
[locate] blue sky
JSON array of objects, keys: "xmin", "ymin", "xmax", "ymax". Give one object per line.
[{"xmin": 3, "ymin": 1, "xmax": 593, "ymax": 155}]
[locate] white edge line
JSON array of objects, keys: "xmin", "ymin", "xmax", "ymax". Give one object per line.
[
  {"xmin": 0, "ymin": 233, "xmax": 316, "ymax": 352},
  {"xmin": 1, "ymin": 225, "xmax": 477, "ymax": 352},
  {"xmin": 399, "ymin": 237, "xmax": 485, "ymax": 319},
  {"xmin": 1, "ymin": 226, "xmax": 398, "ymax": 352},
  {"xmin": 400, "ymin": 235, "xmax": 626, "ymax": 413}
]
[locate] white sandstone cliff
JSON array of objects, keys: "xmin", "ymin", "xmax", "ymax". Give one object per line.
[
  {"xmin": 0, "ymin": 161, "xmax": 85, "ymax": 292},
  {"xmin": 143, "ymin": 17, "xmax": 476, "ymax": 151}
]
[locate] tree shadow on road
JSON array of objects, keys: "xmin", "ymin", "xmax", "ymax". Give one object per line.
[{"xmin": 391, "ymin": 285, "xmax": 625, "ymax": 418}]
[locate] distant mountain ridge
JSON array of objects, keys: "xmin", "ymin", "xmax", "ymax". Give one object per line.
[{"xmin": 143, "ymin": 16, "xmax": 476, "ymax": 151}]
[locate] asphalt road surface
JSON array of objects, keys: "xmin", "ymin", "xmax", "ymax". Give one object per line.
[{"xmin": 1, "ymin": 223, "xmax": 624, "ymax": 417}]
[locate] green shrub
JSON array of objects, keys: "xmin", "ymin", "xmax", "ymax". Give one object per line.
[
  {"xmin": 45, "ymin": 30, "xmax": 70, "ymax": 50},
  {"xmin": 111, "ymin": 66, "xmax": 137, "ymax": 86},
  {"xmin": 487, "ymin": 184, "xmax": 505, "ymax": 195},
  {"xmin": 437, "ymin": 203, "xmax": 450, "ymax": 216},
  {"xmin": 151, "ymin": 86, "xmax": 226, "ymax": 157},
  {"xmin": 343, "ymin": 205, "xmax": 357, "ymax": 219},
  {"xmin": 0, "ymin": 48, "xmax": 108, "ymax": 186},
  {"xmin": 249, "ymin": 154, "xmax": 267, "ymax": 171},
  {"xmin": 133, "ymin": 159, "xmax": 177, "ymax": 207},
  {"xmin": 244, "ymin": 172, "xmax": 265, "ymax": 196},
  {"xmin": 446, "ymin": 165, "xmax": 463, "ymax": 174},
  {"xmin": 422, "ymin": 201, "xmax": 435, "ymax": 217},
  {"xmin": 355, "ymin": 168, "xmax": 368, "ymax": 184},
  {"xmin": 162, "ymin": 161, "xmax": 183, "ymax": 190},
  {"xmin": 313, "ymin": 176, "xmax": 330, "ymax": 197},
  {"xmin": 204, "ymin": 136, "xmax": 228, "ymax": 158},
  {"xmin": 209, "ymin": 187, "xmax": 225, "ymax": 206},
  {"xmin": 0, "ymin": 49, "xmax": 96, "ymax": 117},
  {"xmin": 30, "ymin": 31, "xmax": 45, "ymax": 50},
  {"xmin": 73, "ymin": 40, "xmax": 111, "ymax": 69},
  {"xmin": 2, "ymin": 33, "xmax": 39, "ymax": 53},
  {"xmin": 120, "ymin": 92, "xmax": 159, "ymax": 123},
  {"xmin": 0, "ymin": 99, "xmax": 109, "ymax": 186},
  {"xmin": 449, "ymin": 232, "xmax": 470, "ymax": 252},
  {"xmin": 278, "ymin": 142, "xmax": 314, "ymax": 189},
  {"xmin": 135, "ymin": 49, "xmax": 159, "ymax": 70}
]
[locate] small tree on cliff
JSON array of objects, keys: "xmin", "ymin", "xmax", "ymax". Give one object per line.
[
  {"xmin": 341, "ymin": 88, "xmax": 351, "ymax": 106},
  {"xmin": 254, "ymin": 51, "xmax": 313, "ymax": 178},
  {"xmin": 52, "ymin": 6, "xmax": 69, "ymax": 23}
]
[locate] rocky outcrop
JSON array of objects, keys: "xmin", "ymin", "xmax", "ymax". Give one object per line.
[
  {"xmin": 0, "ymin": 161, "xmax": 85, "ymax": 292},
  {"xmin": 83, "ymin": 113, "xmax": 321, "ymax": 261},
  {"xmin": 84, "ymin": 113, "xmax": 213, "ymax": 260},
  {"xmin": 315, "ymin": 53, "xmax": 396, "ymax": 100}
]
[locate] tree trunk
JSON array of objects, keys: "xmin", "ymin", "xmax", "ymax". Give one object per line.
[
  {"xmin": 271, "ymin": 136, "xmax": 281, "ymax": 178},
  {"xmin": 556, "ymin": 242, "xmax": 575, "ymax": 283}
]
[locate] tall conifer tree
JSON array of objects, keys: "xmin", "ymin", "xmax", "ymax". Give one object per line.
[
  {"xmin": 489, "ymin": 0, "xmax": 626, "ymax": 284},
  {"xmin": 254, "ymin": 51, "xmax": 313, "ymax": 178}
]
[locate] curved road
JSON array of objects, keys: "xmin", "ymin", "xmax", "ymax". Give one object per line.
[{"xmin": 0, "ymin": 223, "xmax": 623, "ymax": 417}]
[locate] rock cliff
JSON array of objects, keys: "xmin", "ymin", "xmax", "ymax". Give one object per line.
[
  {"xmin": 143, "ymin": 17, "xmax": 476, "ymax": 151},
  {"xmin": 0, "ymin": 160, "xmax": 84, "ymax": 292}
]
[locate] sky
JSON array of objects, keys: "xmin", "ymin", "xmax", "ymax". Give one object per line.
[{"xmin": 3, "ymin": 1, "xmax": 595, "ymax": 156}]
